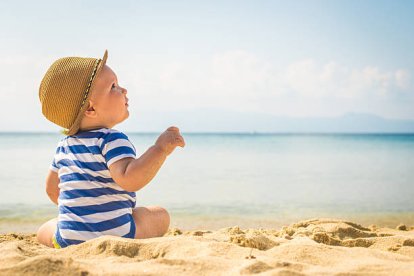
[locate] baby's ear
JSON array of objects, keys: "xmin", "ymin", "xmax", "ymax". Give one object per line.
[{"xmin": 84, "ymin": 100, "xmax": 97, "ymax": 118}]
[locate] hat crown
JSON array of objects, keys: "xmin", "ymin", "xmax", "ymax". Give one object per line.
[
  {"xmin": 39, "ymin": 50, "xmax": 108, "ymax": 135},
  {"xmin": 39, "ymin": 57, "xmax": 97, "ymax": 129}
]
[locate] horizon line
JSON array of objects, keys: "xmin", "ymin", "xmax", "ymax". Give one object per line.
[{"xmin": 1, "ymin": 131, "xmax": 414, "ymax": 135}]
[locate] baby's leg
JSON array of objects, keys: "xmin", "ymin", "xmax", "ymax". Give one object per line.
[
  {"xmin": 36, "ymin": 218, "xmax": 57, "ymax": 248},
  {"xmin": 132, "ymin": 206, "xmax": 170, "ymax": 239}
]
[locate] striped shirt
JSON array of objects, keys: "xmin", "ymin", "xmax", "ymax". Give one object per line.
[{"xmin": 50, "ymin": 128, "xmax": 137, "ymax": 248}]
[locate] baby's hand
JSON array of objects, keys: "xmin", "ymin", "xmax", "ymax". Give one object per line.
[{"xmin": 155, "ymin": 126, "xmax": 185, "ymax": 156}]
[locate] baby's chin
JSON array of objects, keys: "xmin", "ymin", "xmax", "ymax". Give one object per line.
[{"xmin": 123, "ymin": 110, "xmax": 130, "ymax": 121}]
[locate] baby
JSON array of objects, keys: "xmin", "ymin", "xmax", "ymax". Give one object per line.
[{"xmin": 37, "ymin": 50, "xmax": 185, "ymax": 248}]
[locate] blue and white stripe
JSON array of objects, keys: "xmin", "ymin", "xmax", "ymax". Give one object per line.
[{"xmin": 50, "ymin": 128, "xmax": 137, "ymax": 248}]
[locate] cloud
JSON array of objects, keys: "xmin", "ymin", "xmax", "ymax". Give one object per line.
[
  {"xmin": 285, "ymin": 59, "xmax": 348, "ymax": 97},
  {"xmin": 395, "ymin": 69, "xmax": 411, "ymax": 90},
  {"xmin": 125, "ymin": 50, "xmax": 276, "ymax": 111},
  {"xmin": 211, "ymin": 50, "xmax": 272, "ymax": 95},
  {"xmin": 127, "ymin": 50, "xmax": 412, "ymax": 113},
  {"xmin": 284, "ymin": 59, "xmax": 410, "ymax": 99}
]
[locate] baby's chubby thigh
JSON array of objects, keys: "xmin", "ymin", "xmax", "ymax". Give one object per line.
[
  {"xmin": 36, "ymin": 218, "xmax": 58, "ymax": 248},
  {"xmin": 132, "ymin": 206, "xmax": 170, "ymax": 239}
]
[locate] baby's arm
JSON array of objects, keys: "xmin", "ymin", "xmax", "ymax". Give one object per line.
[
  {"xmin": 45, "ymin": 170, "xmax": 60, "ymax": 205},
  {"xmin": 109, "ymin": 126, "xmax": 185, "ymax": 192}
]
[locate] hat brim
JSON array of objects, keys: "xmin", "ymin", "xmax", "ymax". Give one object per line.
[{"xmin": 65, "ymin": 50, "xmax": 108, "ymax": 136}]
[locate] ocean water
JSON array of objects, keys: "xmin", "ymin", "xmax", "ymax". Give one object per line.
[{"xmin": 0, "ymin": 132, "xmax": 413, "ymax": 232}]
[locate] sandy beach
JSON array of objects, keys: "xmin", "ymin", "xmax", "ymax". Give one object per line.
[{"xmin": 1, "ymin": 218, "xmax": 414, "ymax": 275}]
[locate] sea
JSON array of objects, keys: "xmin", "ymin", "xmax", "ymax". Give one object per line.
[{"xmin": 0, "ymin": 132, "xmax": 413, "ymax": 232}]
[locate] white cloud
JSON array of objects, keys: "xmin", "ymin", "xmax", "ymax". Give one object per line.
[
  {"xmin": 395, "ymin": 69, "xmax": 411, "ymax": 90},
  {"xmin": 126, "ymin": 50, "xmax": 275, "ymax": 111},
  {"xmin": 283, "ymin": 60, "xmax": 410, "ymax": 99},
  {"xmin": 211, "ymin": 50, "xmax": 271, "ymax": 95},
  {"xmin": 285, "ymin": 59, "xmax": 350, "ymax": 98},
  {"xmin": 126, "ymin": 50, "xmax": 412, "ymax": 113}
]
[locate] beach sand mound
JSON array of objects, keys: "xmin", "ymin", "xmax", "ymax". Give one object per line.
[{"xmin": 1, "ymin": 218, "xmax": 414, "ymax": 275}]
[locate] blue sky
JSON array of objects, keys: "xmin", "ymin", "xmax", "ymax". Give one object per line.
[{"xmin": 1, "ymin": 0, "xmax": 413, "ymax": 131}]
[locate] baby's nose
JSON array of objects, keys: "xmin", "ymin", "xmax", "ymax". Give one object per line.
[{"xmin": 122, "ymin": 87, "xmax": 128, "ymax": 94}]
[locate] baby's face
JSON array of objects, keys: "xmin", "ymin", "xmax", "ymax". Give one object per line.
[{"xmin": 87, "ymin": 65, "xmax": 129, "ymax": 128}]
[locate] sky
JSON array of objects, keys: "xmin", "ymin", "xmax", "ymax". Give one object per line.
[{"xmin": 0, "ymin": 0, "xmax": 413, "ymax": 132}]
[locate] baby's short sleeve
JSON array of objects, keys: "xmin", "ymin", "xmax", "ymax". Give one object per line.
[
  {"xmin": 50, "ymin": 157, "xmax": 59, "ymax": 173},
  {"xmin": 49, "ymin": 141, "xmax": 60, "ymax": 173},
  {"xmin": 101, "ymin": 131, "xmax": 136, "ymax": 167}
]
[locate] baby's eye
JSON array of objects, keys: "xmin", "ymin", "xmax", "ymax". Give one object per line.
[{"xmin": 111, "ymin": 83, "xmax": 124, "ymax": 93}]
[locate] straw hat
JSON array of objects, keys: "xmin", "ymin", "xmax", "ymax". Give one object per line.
[{"xmin": 39, "ymin": 50, "xmax": 108, "ymax": 135}]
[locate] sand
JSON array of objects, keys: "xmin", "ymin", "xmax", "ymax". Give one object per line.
[{"xmin": 1, "ymin": 218, "xmax": 414, "ymax": 275}]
